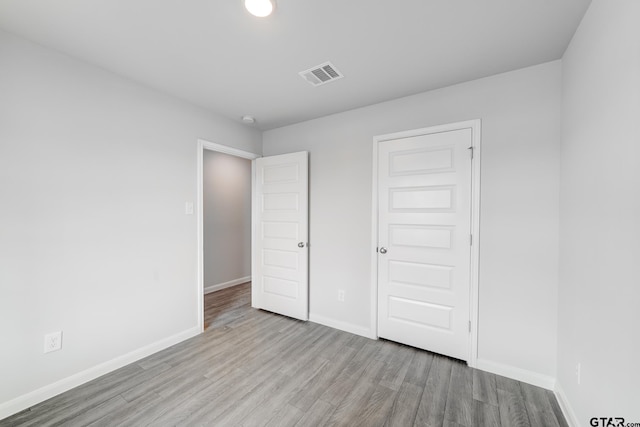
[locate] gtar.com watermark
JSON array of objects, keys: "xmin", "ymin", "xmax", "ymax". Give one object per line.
[{"xmin": 590, "ymin": 418, "xmax": 640, "ymax": 427}]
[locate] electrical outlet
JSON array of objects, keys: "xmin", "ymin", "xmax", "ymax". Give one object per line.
[
  {"xmin": 576, "ymin": 362, "xmax": 581, "ymax": 385},
  {"xmin": 338, "ymin": 290, "xmax": 345, "ymax": 302},
  {"xmin": 44, "ymin": 331, "xmax": 62, "ymax": 353}
]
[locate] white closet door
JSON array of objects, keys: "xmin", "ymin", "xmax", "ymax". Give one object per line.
[{"xmin": 378, "ymin": 128, "xmax": 472, "ymax": 361}]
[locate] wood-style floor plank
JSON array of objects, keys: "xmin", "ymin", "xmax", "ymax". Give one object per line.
[
  {"xmin": 1, "ymin": 282, "xmax": 569, "ymax": 427},
  {"xmin": 288, "ymin": 346, "xmax": 357, "ymax": 411},
  {"xmin": 404, "ymin": 349, "xmax": 434, "ymax": 388},
  {"xmin": 232, "ymin": 357, "xmax": 329, "ymax": 427},
  {"xmin": 385, "ymin": 382, "xmax": 422, "ymax": 427},
  {"xmin": 497, "ymin": 375, "xmax": 532, "ymax": 427},
  {"xmin": 520, "ymin": 382, "xmax": 562, "ymax": 427},
  {"xmin": 473, "ymin": 368, "xmax": 500, "ymax": 406},
  {"xmin": 472, "ymin": 400, "xmax": 502, "ymax": 427},
  {"xmin": 414, "ymin": 355, "xmax": 454, "ymax": 426},
  {"xmin": 378, "ymin": 342, "xmax": 413, "ymax": 391},
  {"xmin": 444, "ymin": 361, "xmax": 473, "ymax": 426},
  {"xmin": 264, "ymin": 403, "xmax": 304, "ymax": 427},
  {"xmin": 547, "ymin": 389, "xmax": 571, "ymax": 427},
  {"xmin": 294, "ymin": 399, "xmax": 336, "ymax": 427},
  {"xmin": 323, "ymin": 376, "xmax": 377, "ymax": 427},
  {"xmin": 86, "ymin": 392, "xmax": 164, "ymax": 427},
  {"xmin": 354, "ymin": 384, "xmax": 397, "ymax": 426}
]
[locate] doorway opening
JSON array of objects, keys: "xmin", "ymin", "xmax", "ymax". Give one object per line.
[{"xmin": 197, "ymin": 139, "xmax": 260, "ymax": 332}]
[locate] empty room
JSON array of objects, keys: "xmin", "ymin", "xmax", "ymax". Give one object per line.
[{"xmin": 0, "ymin": 1, "xmax": 638, "ymax": 426}]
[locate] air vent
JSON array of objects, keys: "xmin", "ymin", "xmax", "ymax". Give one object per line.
[{"xmin": 299, "ymin": 61, "xmax": 343, "ymax": 86}]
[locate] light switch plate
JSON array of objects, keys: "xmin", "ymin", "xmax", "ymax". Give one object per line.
[{"xmin": 185, "ymin": 202, "xmax": 194, "ymax": 215}]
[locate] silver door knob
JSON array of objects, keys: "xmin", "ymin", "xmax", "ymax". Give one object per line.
[
  {"xmin": 298, "ymin": 242, "xmax": 306, "ymax": 248},
  {"xmin": 379, "ymin": 247, "xmax": 387, "ymax": 254}
]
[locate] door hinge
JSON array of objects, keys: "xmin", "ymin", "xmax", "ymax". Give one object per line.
[
  {"xmin": 470, "ymin": 234, "xmax": 473, "ymax": 246},
  {"xmin": 468, "ymin": 146, "xmax": 474, "ymax": 159},
  {"xmin": 469, "ymin": 321, "xmax": 472, "ymax": 333}
]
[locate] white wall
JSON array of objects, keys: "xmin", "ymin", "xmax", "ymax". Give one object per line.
[
  {"xmin": 263, "ymin": 61, "xmax": 562, "ymax": 382},
  {"xmin": 558, "ymin": 0, "xmax": 640, "ymax": 424},
  {"xmin": 0, "ymin": 30, "xmax": 261, "ymax": 415},
  {"xmin": 203, "ymin": 150, "xmax": 251, "ymax": 290}
]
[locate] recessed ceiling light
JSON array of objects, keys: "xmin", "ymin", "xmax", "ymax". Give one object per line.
[
  {"xmin": 242, "ymin": 115, "xmax": 256, "ymax": 124},
  {"xmin": 244, "ymin": 0, "xmax": 275, "ymax": 17}
]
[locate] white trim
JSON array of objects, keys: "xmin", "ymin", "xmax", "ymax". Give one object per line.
[
  {"xmin": 197, "ymin": 139, "xmax": 260, "ymax": 333},
  {"xmin": 197, "ymin": 142, "xmax": 204, "ymax": 333},
  {"xmin": 475, "ymin": 358, "xmax": 556, "ymax": 390},
  {"xmin": 204, "ymin": 276, "xmax": 251, "ymax": 294},
  {"xmin": 370, "ymin": 138, "xmax": 379, "ymax": 343},
  {"xmin": 0, "ymin": 326, "xmax": 200, "ymax": 420},
  {"xmin": 197, "ymin": 139, "xmax": 260, "ymax": 160},
  {"xmin": 251, "ymin": 161, "xmax": 258, "ymax": 309},
  {"xmin": 370, "ymin": 120, "xmax": 482, "ymax": 367},
  {"xmin": 469, "ymin": 120, "xmax": 481, "ymax": 368},
  {"xmin": 554, "ymin": 381, "xmax": 579, "ymax": 427},
  {"xmin": 309, "ymin": 313, "xmax": 375, "ymax": 339}
]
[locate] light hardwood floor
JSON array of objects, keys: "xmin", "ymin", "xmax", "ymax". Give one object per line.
[{"xmin": 2, "ymin": 283, "xmax": 568, "ymax": 426}]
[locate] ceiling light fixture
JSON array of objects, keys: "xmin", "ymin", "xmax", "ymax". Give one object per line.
[
  {"xmin": 242, "ymin": 115, "xmax": 256, "ymax": 124},
  {"xmin": 244, "ymin": 0, "xmax": 275, "ymax": 17}
]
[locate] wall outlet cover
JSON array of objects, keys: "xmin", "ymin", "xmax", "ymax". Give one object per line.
[{"xmin": 44, "ymin": 331, "xmax": 63, "ymax": 353}]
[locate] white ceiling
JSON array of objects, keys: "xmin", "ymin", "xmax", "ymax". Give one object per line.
[{"xmin": 0, "ymin": 0, "xmax": 591, "ymax": 130}]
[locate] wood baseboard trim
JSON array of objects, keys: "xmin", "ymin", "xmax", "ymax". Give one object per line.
[
  {"xmin": 0, "ymin": 326, "xmax": 200, "ymax": 420},
  {"xmin": 475, "ymin": 358, "xmax": 556, "ymax": 390},
  {"xmin": 204, "ymin": 276, "xmax": 251, "ymax": 295},
  {"xmin": 309, "ymin": 313, "xmax": 376, "ymax": 339}
]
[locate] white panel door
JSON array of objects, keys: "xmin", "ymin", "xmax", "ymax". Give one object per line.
[
  {"xmin": 378, "ymin": 128, "xmax": 472, "ymax": 361},
  {"xmin": 253, "ymin": 152, "xmax": 309, "ymax": 321}
]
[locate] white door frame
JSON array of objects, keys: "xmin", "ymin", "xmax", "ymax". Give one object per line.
[
  {"xmin": 197, "ymin": 139, "xmax": 260, "ymax": 332},
  {"xmin": 370, "ymin": 120, "xmax": 481, "ymax": 367}
]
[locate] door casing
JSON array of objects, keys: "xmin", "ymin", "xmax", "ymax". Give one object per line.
[{"xmin": 370, "ymin": 120, "xmax": 481, "ymax": 367}]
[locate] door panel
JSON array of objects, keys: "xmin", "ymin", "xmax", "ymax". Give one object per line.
[
  {"xmin": 253, "ymin": 152, "xmax": 309, "ymax": 321},
  {"xmin": 378, "ymin": 128, "xmax": 472, "ymax": 361}
]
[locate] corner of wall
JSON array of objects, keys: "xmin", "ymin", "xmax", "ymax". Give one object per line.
[{"xmin": 554, "ymin": 381, "xmax": 580, "ymax": 427}]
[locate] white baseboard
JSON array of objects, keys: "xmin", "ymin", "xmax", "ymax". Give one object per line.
[
  {"xmin": 555, "ymin": 381, "xmax": 579, "ymax": 427},
  {"xmin": 475, "ymin": 358, "xmax": 556, "ymax": 390},
  {"xmin": 309, "ymin": 313, "xmax": 376, "ymax": 339},
  {"xmin": 204, "ymin": 276, "xmax": 251, "ymax": 295},
  {"xmin": 0, "ymin": 326, "xmax": 201, "ymax": 421}
]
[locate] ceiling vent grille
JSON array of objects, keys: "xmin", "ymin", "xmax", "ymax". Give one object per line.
[{"xmin": 299, "ymin": 61, "xmax": 343, "ymax": 86}]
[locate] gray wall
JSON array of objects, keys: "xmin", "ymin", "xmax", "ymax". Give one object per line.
[
  {"xmin": 0, "ymin": 30, "xmax": 261, "ymax": 409},
  {"xmin": 203, "ymin": 150, "xmax": 251, "ymax": 289},
  {"xmin": 559, "ymin": 0, "xmax": 640, "ymax": 423},
  {"xmin": 263, "ymin": 61, "xmax": 562, "ymax": 382}
]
